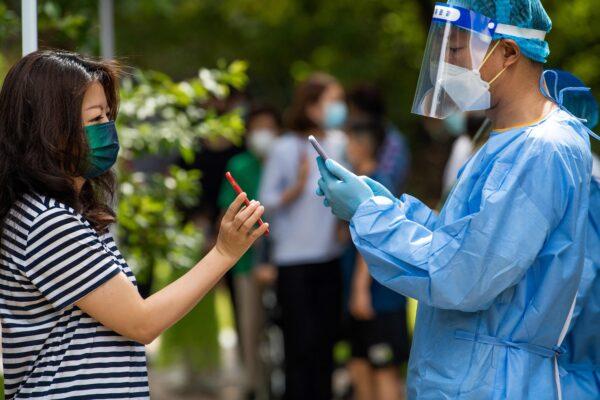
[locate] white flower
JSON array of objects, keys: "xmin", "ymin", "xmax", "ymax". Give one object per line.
[{"xmin": 164, "ymin": 177, "xmax": 177, "ymax": 190}]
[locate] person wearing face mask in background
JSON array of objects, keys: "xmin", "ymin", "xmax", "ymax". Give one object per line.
[
  {"xmin": 259, "ymin": 73, "xmax": 347, "ymax": 400},
  {"xmin": 316, "ymin": 1, "xmax": 597, "ymax": 398},
  {"xmin": 217, "ymin": 104, "xmax": 282, "ymax": 400}
]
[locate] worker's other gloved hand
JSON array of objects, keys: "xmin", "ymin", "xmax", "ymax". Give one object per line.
[
  {"xmin": 360, "ymin": 176, "xmax": 397, "ymax": 202},
  {"xmin": 316, "ymin": 157, "xmax": 374, "ymax": 221}
]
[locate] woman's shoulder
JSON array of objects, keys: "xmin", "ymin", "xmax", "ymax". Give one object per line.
[{"xmin": 9, "ymin": 192, "xmax": 85, "ymax": 230}]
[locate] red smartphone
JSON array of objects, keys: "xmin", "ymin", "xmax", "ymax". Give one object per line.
[{"xmin": 225, "ymin": 171, "xmax": 269, "ymax": 236}]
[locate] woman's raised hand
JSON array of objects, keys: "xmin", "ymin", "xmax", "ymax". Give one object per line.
[{"xmin": 215, "ymin": 193, "xmax": 269, "ymax": 263}]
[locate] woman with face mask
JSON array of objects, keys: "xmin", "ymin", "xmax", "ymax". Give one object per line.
[
  {"xmin": 0, "ymin": 50, "xmax": 269, "ymax": 400},
  {"xmin": 258, "ymin": 72, "xmax": 347, "ymax": 400}
]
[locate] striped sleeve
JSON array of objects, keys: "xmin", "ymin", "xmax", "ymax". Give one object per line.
[{"xmin": 22, "ymin": 207, "xmax": 121, "ymax": 310}]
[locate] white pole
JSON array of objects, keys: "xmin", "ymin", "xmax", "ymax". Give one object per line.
[
  {"xmin": 21, "ymin": 0, "xmax": 38, "ymax": 56},
  {"xmin": 99, "ymin": 0, "xmax": 115, "ymax": 59}
]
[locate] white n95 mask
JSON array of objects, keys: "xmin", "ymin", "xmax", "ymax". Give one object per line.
[
  {"xmin": 439, "ymin": 62, "xmax": 492, "ymax": 112},
  {"xmin": 248, "ymin": 129, "xmax": 276, "ymax": 157}
]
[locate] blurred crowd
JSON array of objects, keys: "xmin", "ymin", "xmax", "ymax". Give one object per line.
[{"xmin": 175, "ymin": 72, "xmax": 489, "ymax": 400}]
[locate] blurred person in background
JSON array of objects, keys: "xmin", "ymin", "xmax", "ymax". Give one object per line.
[
  {"xmin": 342, "ymin": 120, "xmax": 409, "ymax": 400},
  {"xmin": 217, "ymin": 104, "xmax": 282, "ymax": 400},
  {"xmin": 346, "ymin": 84, "xmax": 410, "ymax": 195},
  {"xmin": 407, "ymin": 117, "xmax": 458, "ymax": 208},
  {"xmin": 259, "ymin": 72, "xmax": 347, "ymax": 400},
  {"xmin": 441, "ymin": 111, "xmax": 489, "ymax": 197}
]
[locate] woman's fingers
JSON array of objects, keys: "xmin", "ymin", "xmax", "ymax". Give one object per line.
[
  {"xmin": 241, "ymin": 204, "xmax": 265, "ymax": 233},
  {"xmin": 233, "ymin": 200, "xmax": 260, "ymax": 230},
  {"xmin": 223, "ymin": 193, "xmax": 248, "ymax": 223},
  {"xmin": 250, "ymin": 222, "xmax": 270, "ymax": 239}
]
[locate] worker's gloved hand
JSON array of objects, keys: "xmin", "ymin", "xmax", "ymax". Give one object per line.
[
  {"xmin": 360, "ymin": 176, "xmax": 397, "ymax": 202},
  {"xmin": 316, "ymin": 157, "xmax": 374, "ymax": 221},
  {"xmin": 318, "ymin": 174, "xmax": 395, "ymax": 202}
]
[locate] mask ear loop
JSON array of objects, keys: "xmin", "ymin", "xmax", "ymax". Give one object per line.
[
  {"xmin": 488, "ymin": 65, "xmax": 508, "ymax": 86},
  {"xmin": 478, "ymin": 40, "xmax": 508, "ymax": 86},
  {"xmin": 478, "ymin": 40, "xmax": 502, "ymax": 70}
]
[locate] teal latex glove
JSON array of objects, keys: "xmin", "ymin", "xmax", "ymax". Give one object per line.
[
  {"xmin": 316, "ymin": 157, "xmax": 374, "ymax": 221},
  {"xmin": 316, "ymin": 174, "xmax": 396, "ymax": 202},
  {"xmin": 360, "ymin": 176, "xmax": 398, "ymax": 202}
]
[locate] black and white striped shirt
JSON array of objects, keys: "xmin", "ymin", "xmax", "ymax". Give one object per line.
[{"xmin": 0, "ymin": 193, "xmax": 149, "ymax": 399}]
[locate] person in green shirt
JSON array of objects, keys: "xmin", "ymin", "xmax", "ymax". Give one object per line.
[{"xmin": 217, "ymin": 104, "xmax": 281, "ymax": 399}]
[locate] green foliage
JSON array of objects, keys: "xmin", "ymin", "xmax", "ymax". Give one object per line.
[
  {"xmin": 118, "ymin": 61, "xmax": 248, "ymax": 162},
  {"xmin": 0, "ymin": 0, "xmax": 99, "ymax": 83},
  {"xmin": 115, "ymin": 62, "xmax": 248, "ymax": 371},
  {"xmin": 0, "ymin": 0, "xmax": 98, "ymax": 54},
  {"xmin": 116, "ymin": 61, "xmax": 248, "ymax": 294},
  {"xmin": 112, "ymin": 0, "xmax": 600, "ymax": 147},
  {"xmin": 544, "ymin": 0, "xmax": 600, "ymax": 153},
  {"xmin": 0, "ymin": 3, "xmax": 19, "ymax": 40},
  {"xmin": 114, "ymin": 0, "xmax": 431, "ymax": 127},
  {"xmin": 1, "ymin": 0, "xmax": 598, "ymax": 143}
]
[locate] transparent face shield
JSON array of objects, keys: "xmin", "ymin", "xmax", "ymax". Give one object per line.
[{"xmin": 412, "ymin": 3, "xmax": 498, "ymax": 119}]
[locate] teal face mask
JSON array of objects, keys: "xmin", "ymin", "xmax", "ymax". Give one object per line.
[
  {"xmin": 83, "ymin": 121, "xmax": 120, "ymax": 179},
  {"xmin": 323, "ymin": 101, "xmax": 348, "ymax": 129}
]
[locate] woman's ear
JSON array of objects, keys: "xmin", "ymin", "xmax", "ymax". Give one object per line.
[{"xmin": 501, "ymin": 39, "xmax": 521, "ymax": 68}]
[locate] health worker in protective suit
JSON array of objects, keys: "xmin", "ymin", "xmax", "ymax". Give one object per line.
[{"xmin": 315, "ymin": 1, "xmax": 596, "ymax": 399}]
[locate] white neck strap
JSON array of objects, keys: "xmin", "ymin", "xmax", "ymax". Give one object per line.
[{"xmin": 495, "ymin": 23, "xmax": 547, "ymax": 41}]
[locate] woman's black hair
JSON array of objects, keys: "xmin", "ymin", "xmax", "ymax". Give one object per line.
[{"xmin": 0, "ymin": 49, "xmax": 121, "ymax": 233}]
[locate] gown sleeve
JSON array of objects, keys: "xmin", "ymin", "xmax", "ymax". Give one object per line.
[
  {"xmin": 350, "ymin": 137, "xmax": 585, "ymax": 312},
  {"xmin": 396, "ymin": 193, "xmax": 439, "ymax": 231}
]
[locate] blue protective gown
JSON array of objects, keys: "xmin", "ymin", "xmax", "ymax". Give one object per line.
[
  {"xmin": 559, "ymin": 176, "xmax": 600, "ymax": 399},
  {"xmin": 350, "ymin": 108, "xmax": 592, "ymax": 399}
]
